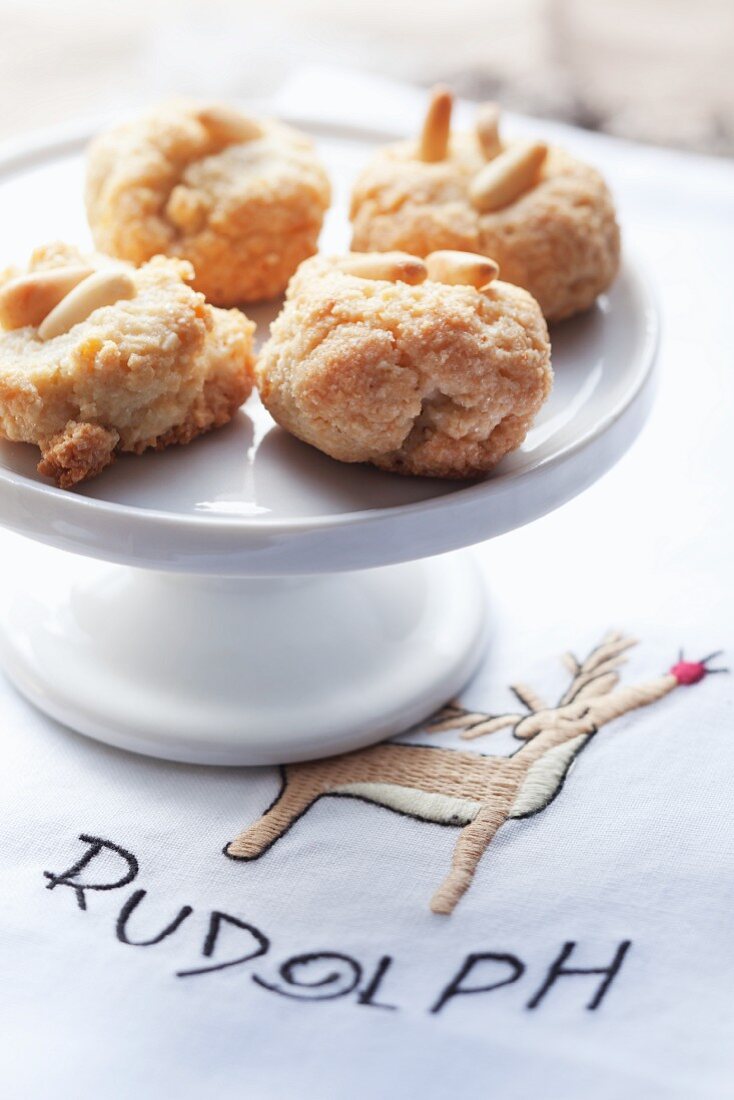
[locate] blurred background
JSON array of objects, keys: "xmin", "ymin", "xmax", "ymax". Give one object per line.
[{"xmin": 1, "ymin": 0, "xmax": 732, "ymax": 154}]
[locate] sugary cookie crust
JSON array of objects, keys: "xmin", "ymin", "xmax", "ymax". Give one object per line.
[
  {"xmin": 0, "ymin": 243, "xmax": 255, "ymax": 487},
  {"xmin": 37, "ymin": 421, "xmax": 120, "ymax": 489},
  {"xmin": 86, "ymin": 102, "xmax": 331, "ymax": 306},
  {"xmin": 350, "ymin": 132, "xmax": 620, "ymax": 323},
  {"xmin": 257, "ymin": 254, "xmax": 552, "ymax": 479}
]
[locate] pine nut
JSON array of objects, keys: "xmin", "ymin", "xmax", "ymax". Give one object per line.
[
  {"xmin": 339, "ymin": 252, "xmax": 427, "ymax": 285},
  {"xmin": 38, "ymin": 270, "xmax": 136, "ymax": 340},
  {"xmin": 426, "ymin": 250, "xmax": 499, "ymax": 288},
  {"xmin": 0, "ymin": 266, "xmax": 93, "ymax": 330},
  {"xmin": 418, "ymin": 86, "xmax": 453, "ymax": 163},
  {"xmin": 196, "ymin": 105, "xmax": 262, "ymax": 147},
  {"xmin": 469, "ymin": 141, "xmax": 548, "ymax": 213},
  {"xmin": 476, "ymin": 103, "xmax": 502, "ymax": 160}
]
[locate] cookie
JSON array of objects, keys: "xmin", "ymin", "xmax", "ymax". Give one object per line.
[
  {"xmin": 350, "ymin": 87, "xmax": 619, "ymax": 322},
  {"xmin": 256, "ymin": 250, "xmax": 551, "ymax": 479},
  {"xmin": 86, "ymin": 101, "xmax": 331, "ymax": 306},
  {"xmin": 0, "ymin": 243, "xmax": 255, "ymax": 488}
]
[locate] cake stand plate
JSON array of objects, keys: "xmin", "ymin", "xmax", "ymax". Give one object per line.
[{"xmin": 0, "ymin": 116, "xmax": 658, "ymax": 764}]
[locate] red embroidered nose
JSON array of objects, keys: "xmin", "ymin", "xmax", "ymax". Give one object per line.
[{"xmin": 670, "ymin": 659, "xmax": 707, "ymax": 685}]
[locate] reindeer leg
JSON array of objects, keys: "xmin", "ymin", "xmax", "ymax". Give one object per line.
[
  {"xmin": 430, "ymin": 804, "xmax": 507, "ymax": 915},
  {"xmin": 226, "ymin": 770, "xmax": 321, "ymax": 860}
]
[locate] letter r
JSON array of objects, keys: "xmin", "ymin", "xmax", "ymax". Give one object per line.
[{"xmin": 43, "ymin": 834, "xmax": 139, "ymax": 910}]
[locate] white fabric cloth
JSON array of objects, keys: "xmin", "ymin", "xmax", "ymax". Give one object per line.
[{"xmin": 1, "ymin": 68, "xmax": 733, "ymax": 1100}]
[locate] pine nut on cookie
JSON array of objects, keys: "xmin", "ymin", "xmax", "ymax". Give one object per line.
[
  {"xmin": 0, "ymin": 243, "xmax": 255, "ymax": 488},
  {"xmin": 350, "ymin": 87, "xmax": 620, "ymax": 323},
  {"xmin": 256, "ymin": 250, "xmax": 552, "ymax": 480}
]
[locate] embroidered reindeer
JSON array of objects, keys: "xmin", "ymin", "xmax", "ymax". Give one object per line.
[{"xmin": 227, "ymin": 633, "xmax": 723, "ymax": 915}]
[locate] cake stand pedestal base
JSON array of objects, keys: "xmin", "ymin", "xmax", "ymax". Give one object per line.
[{"xmin": 0, "ymin": 552, "xmax": 486, "ymax": 764}]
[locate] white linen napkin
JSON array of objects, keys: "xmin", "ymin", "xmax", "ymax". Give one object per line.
[{"xmin": 0, "ymin": 67, "xmax": 733, "ymax": 1100}]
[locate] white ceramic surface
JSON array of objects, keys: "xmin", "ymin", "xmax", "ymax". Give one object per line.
[
  {"xmin": 0, "ymin": 118, "xmax": 658, "ymax": 763},
  {"xmin": 0, "ymin": 552, "xmax": 486, "ymax": 764}
]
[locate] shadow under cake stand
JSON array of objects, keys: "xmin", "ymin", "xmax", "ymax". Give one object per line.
[{"xmin": 0, "ymin": 261, "xmax": 657, "ymax": 764}]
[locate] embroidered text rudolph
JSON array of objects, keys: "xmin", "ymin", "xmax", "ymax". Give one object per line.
[{"xmin": 227, "ymin": 633, "xmax": 722, "ymax": 914}]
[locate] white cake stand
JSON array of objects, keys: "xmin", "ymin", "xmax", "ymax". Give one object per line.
[{"xmin": 0, "ymin": 118, "xmax": 658, "ymax": 764}]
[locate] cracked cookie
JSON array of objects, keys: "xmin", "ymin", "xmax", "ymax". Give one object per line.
[
  {"xmin": 0, "ymin": 243, "xmax": 255, "ymax": 488},
  {"xmin": 350, "ymin": 87, "xmax": 619, "ymax": 322},
  {"xmin": 256, "ymin": 250, "xmax": 552, "ymax": 479},
  {"xmin": 86, "ymin": 101, "xmax": 331, "ymax": 306}
]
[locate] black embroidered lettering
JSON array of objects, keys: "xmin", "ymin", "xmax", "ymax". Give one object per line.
[
  {"xmin": 430, "ymin": 952, "xmax": 524, "ymax": 1014},
  {"xmin": 253, "ymin": 953, "xmax": 362, "ymax": 1001},
  {"xmin": 115, "ymin": 889, "xmax": 192, "ymax": 946},
  {"xmin": 177, "ymin": 912, "xmax": 269, "ymax": 977},
  {"xmin": 43, "ymin": 834, "xmax": 138, "ymax": 911},
  {"xmin": 357, "ymin": 956, "xmax": 398, "ymax": 1010},
  {"xmin": 526, "ymin": 940, "xmax": 632, "ymax": 1010}
]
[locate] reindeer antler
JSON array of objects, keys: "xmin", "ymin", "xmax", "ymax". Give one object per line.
[
  {"xmin": 428, "ymin": 632, "xmax": 641, "ymax": 744},
  {"xmin": 426, "ymin": 633, "xmax": 643, "ymax": 743},
  {"xmin": 510, "ymin": 683, "xmax": 546, "ymax": 712},
  {"xmin": 425, "ymin": 700, "xmax": 523, "ymax": 739},
  {"xmin": 425, "ymin": 674, "xmax": 548, "ymax": 742},
  {"xmin": 559, "ymin": 631, "xmax": 638, "ymax": 705}
]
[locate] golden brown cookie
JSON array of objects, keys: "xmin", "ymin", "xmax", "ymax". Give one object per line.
[
  {"xmin": 350, "ymin": 88, "xmax": 619, "ymax": 322},
  {"xmin": 0, "ymin": 243, "xmax": 255, "ymax": 488},
  {"xmin": 86, "ymin": 101, "xmax": 331, "ymax": 306},
  {"xmin": 256, "ymin": 250, "xmax": 552, "ymax": 479}
]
